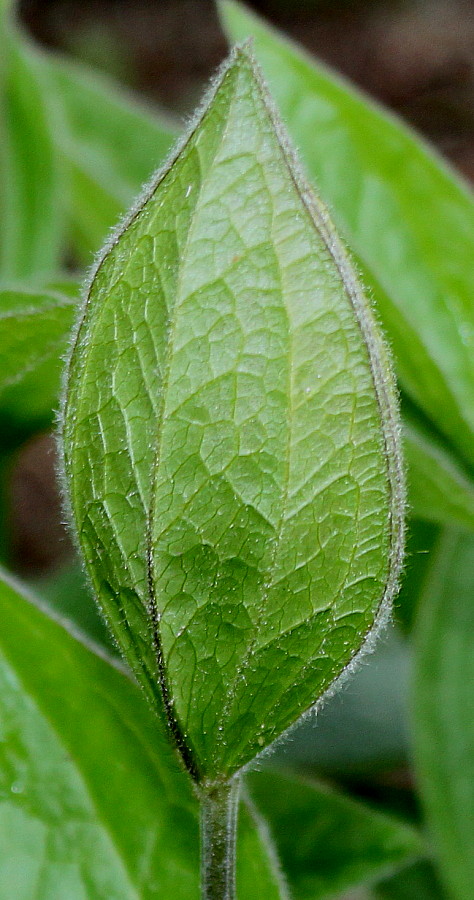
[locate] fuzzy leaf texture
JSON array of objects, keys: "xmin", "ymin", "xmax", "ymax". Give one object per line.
[{"xmin": 62, "ymin": 47, "xmax": 404, "ymax": 781}]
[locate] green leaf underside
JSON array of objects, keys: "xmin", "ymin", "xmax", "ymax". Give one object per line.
[
  {"xmin": 0, "ymin": 288, "xmax": 76, "ymax": 438},
  {"xmin": 413, "ymin": 530, "xmax": 474, "ymax": 900},
  {"xmin": 0, "ymin": 572, "xmax": 284, "ymax": 900},
  {"xmin": 246, "ymin": 770, "xmax": 424, "ymax": 899},
  {"xmin": 220, "ymin": 1, "xmax": 474, "ymax": 476},
  {"xmin": 63, "ymin": 49, "xmax": 402, "ymax": 780}
]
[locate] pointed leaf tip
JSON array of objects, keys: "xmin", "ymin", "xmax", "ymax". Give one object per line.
[{"xmin": 62, "ymin": 49, "xmax": 404, "ymax": 780}]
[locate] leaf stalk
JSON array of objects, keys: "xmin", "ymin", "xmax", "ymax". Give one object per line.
[{"xmin": 200, "ymin": 776, "xmax": 240, "ymax": 900}]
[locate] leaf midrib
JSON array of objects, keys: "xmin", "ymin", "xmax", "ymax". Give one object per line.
[{"xmin": 144, "ymin": 62, "xmax": 243, "ymax": 783}]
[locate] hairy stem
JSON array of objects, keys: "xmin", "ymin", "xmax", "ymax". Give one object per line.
[{"xmin": 200, "ymin": 776, "xmax": 240, "ymax": 900}]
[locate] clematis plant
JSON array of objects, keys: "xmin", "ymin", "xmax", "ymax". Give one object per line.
[{"xmin": 61, "ymin": 45, "xmax": 404, "ymax": 899}]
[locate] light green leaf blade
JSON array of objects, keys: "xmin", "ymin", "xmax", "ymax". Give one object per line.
[
  {"xmin": 0, "ymin": 571, "xmax": 284, "ymax": 899},
  {"xmin": 0, "ymin": 33, "xmax": 63, "ymax": 279},
  {"xmin": 62, "ymin": 48, "xmax": 403, "ymax": 780},
  {"xmin": 246, "ymin": 769, "xmax": 424, "ymax": 899},
  {"xmin": 220, "ymin": 1, "xmax": 474, "ymax": 473},
  {"xmin": 412, "ymin": 529, "xmax": 474, "ymax": 900},
  {"xmin": 0, "ymin": 287, "xmax": 77, "ymax": 445},
  {"xmin": 38, "ymin": 53, "xmax": 177, "ymax": 262}
]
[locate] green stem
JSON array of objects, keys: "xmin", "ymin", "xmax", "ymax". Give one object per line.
[{"xmin": 200, "ymin": 776, "xmax": 240, "ymax": 900}]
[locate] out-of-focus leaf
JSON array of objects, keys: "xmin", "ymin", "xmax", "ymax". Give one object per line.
[
  {"xmin": 0, "ymin": 25, "xmax": 63, "ymax": 278},
  {"xmin": 246, "ymin": 769, "xmax": 424, "ymax": 899},
  {"xmin": 412, "ymin": 529, "xmax": 474, "ymax": 900},
  {"xmin": 0, "ymin": 570, "xmax": 285, "ymax": 899},
  {"xmin": 0, "ymin": 287, "xmax": 76, "ymax": 445},
  {"xmin": 394, "ymin": 518, "xmax": 439, "ymax": 634},
  {"xmin": 38, "ymin": 53, "xmax": 177, "ymax": 262},
  {"xmin": 32, "ymin": 560, "xmax": 114, "ymax": 651},
  {"xmin": 62, "ymin": 47, "xmax": 403, "ymax": 781},
  {"xmin": 404, "ymin": 417, "xmax": 474, "ymax": 532},
  {"xmin": 374, "ymin": 860, "xmax": 447, "ymax": 900},
  {"xmin": 220, "ymin": 1, "xmax": 474, "ymax": 475}
]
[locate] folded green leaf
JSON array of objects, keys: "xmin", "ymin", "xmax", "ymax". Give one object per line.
[
  {"xmin": 0, "ymin": 571, "xmax": 284, "ymax": 899},
  {"xmin": 0, "ymin": 287, "xmax": 76, "ymax": 445},
  {"xmin": 412, "ymin": 529, "xmax": 474, "ymax": 900},
  {"xmin": 62, "ymin": 47, "xmax": 404, "ymax": 781},
  {"xmin": 38, "ymin": 53, "xmax": 177, "ymax": 262},
  {"xmin": 246, "ymin": 769, "xmax": 424, "ymax": 899},
  {"xmin": 220, "ymin": 1, "xmax": 474, "ymax": 474}
]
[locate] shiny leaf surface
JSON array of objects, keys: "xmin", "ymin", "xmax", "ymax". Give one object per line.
[{"xmin": 0, "ymin": 571, "xmax": 284, "ymax": 899}]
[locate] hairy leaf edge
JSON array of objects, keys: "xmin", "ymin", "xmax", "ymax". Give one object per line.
[{"xmin": 59, "ymin": 44, "xmax": 406, "ymax": 782}]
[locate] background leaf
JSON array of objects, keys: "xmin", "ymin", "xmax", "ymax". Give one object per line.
[
  {"xmin": 32, "ymin": 561, "xmax": 114, "ymax": 651},
  {"xmin": 373, "ymin": 861, "xmax": 446, "ymax": 900},
  {"xmin": 0, "ymin": 571, "xmax": 284, "ymax": 899},
  {"xmin": 63, "ymin": 48, "xmax": 403, "ymax": 780},
  {"xmin": 0, "ymin": 286, "xmax": 77, "ymax": 447},
  {"xmin": 404, "ymin": 417, "xmax": 474, "ymax": 532},
  {"xmin": 412, "ymin": 529, "xmax": 474, "ymax": 900},
  {"xmin": 38, "ymin": 53, "xmax": 177, "ymax": 263},
  {"xmin": 246, "ymin": 769, "xmax": 423, "ymax": 899},
  {"xmin": 0, "ymin": 25, "xmax": 63, "ymax": 279}
]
